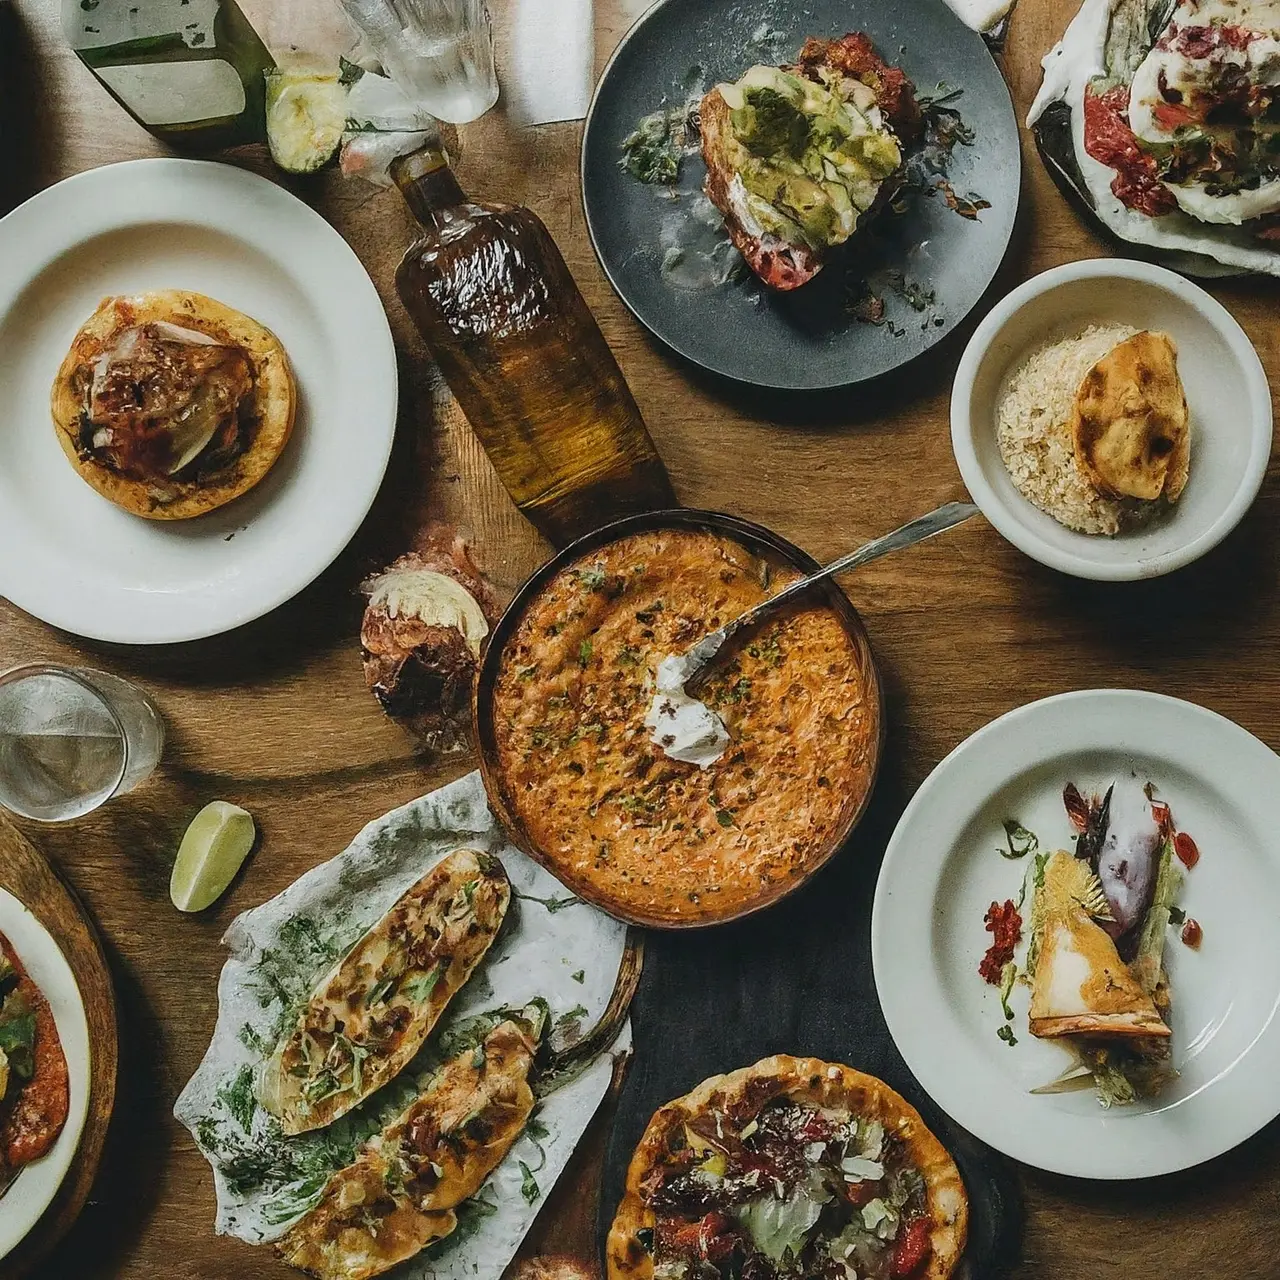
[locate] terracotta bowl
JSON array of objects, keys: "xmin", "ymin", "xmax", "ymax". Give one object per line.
[{"xmin": 474, "ymin": 509, "xmax": 885, "ymax": 929}]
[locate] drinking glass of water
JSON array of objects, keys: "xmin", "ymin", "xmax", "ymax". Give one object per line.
[
  {"xmin": 340, "ymin": 0, "xmax": 499, "ymax": 124},
  {"xmin": 0, "ymin": 664, "xmax": 165, "ymax": 822}
]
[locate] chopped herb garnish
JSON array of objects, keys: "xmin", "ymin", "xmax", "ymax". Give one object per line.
[
  {"xmin": 715, "ymin": 809, "xmax": 735, "ymax": 828},
  {"xmin": 402, "ymin": 963, "xmax": 445, "ymax": 1004},
  {"xmin": 571, "ymin": 969, "xmax": 585, "ymax": 983},
  {"xmin": 999, "ymin": 961, "xmax": 1017, "ymax": 1021},
  {"xmin": 996, "ymin": 1024, "xmax": 1018, "ymax": 1047},
  {"xmin": 238, "ymin": 1023, "xmax": 273, "ymax": 1056},
  {"xmin": 578, "ymin": 639, "xmax": 593, "ymax": 668},
  {"xmin": 620, "ymin": 109, "xmax": 686, "ymax": 184},
  {"xmin": 366, "ymin": 976, "xmax": 397, "ymax": 1008},
  {"xmin": 514, "ymin": 889, "xmax": 582, "ymax": 914},
  {"xmin": 216, "ymin": 1065, "xmax": 257, "ymax": 1133},
  {"xmin": 519, "ymin": 1160, "xmax": 541, "ymax": 1203},
  {"xmin": 0, "ymin": 1011, "xmax": 36, "ymax": 1080},
  {"xmin": 999, "ymin": 819, "xmax": 1038, "ymax": 859},
  {"xmin": 1169, "ymin": 905, "xmax": 1187, "ymax": 926}
]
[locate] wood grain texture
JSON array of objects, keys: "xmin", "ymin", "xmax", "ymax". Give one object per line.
[
  {"xmin": 0, "ymin": 818, "xmax": 117, "ymax": 1279},
  {"xmin": 0, "ymin": 0, "xmax": 1278, "ymax": 1277}
]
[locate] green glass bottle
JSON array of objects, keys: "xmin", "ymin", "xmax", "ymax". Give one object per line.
[{"xmin": 64, "ymin": 0, "xmax": 275, "ymax": 149}]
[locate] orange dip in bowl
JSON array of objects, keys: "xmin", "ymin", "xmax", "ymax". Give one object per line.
[{"xmin": 485, "ymin": 525, "xmax": 882, "ymax": 927}]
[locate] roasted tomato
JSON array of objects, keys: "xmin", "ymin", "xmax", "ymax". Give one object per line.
[{"xmin": 890, "ymin": 1214, "xmax": 932, "ymax": 1277}]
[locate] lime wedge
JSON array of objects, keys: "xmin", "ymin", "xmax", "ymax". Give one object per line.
[
  {"xmin": 171, "ymin": 801, "xmax": 256, "ymax": 913},
  {"xmin": 265, "ymin": 67, "xmax": 347, "ymax": 174}
]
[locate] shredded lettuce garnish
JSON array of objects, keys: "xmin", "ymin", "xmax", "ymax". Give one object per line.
[{"xmin": 735, "ymin": 1183, "xmax": 827, "ymax": 1264}]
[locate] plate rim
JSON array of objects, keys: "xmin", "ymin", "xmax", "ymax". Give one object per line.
[
  {"xmin": 580, "ymin": 0, "xmax": 1022, "ymax": 391},
  {"xmin": 872, "ymin": 688, "xmax": 1280, "ymax": 1179},
  {"xmin": 0, "ymin": 156, "xmax": 398, "ymax": 645},
  {"xmin": 0, "ymin": 885, "xmax": 92, "ymax": 1262},
  {"xmin": 949, "ymin": 257, "xmax": 1273, "ymax": 582}
]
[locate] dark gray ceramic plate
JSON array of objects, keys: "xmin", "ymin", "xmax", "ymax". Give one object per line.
[{"xmin": 581, "ymin": 0, "xmax": 1021, "ymax": 391}]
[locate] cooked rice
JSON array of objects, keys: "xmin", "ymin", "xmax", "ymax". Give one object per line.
[{"xmin": 997, "ymin": 324, "xmax": 1140, "ymax": 536}]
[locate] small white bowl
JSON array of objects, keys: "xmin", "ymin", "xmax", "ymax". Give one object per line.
[{"xmin": 951, "ymin": 259, "xmax": 1272, "ymax": 580}]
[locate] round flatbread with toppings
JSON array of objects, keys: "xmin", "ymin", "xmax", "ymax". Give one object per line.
[
  {"xmin": 607, "ymin": 1056, "xmax": 967, "ymax": 1280},
  {"xmin": 50, "ymin": 289, "xmax": 295, "ymax": 520}
]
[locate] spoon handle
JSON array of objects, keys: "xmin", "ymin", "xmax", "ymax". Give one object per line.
[{"xmin": 683, "ymin": 501, "xmax": 980, "ymax": 686}]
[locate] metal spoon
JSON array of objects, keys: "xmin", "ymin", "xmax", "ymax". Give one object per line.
[{"xmin": 680, "ymin": 501, "xmax": 981, "ymax": 691}]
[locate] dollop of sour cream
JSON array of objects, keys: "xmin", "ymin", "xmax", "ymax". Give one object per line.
[{"xmin": 643, "ymin": 654, "xmax": 730, "ymax": 769}]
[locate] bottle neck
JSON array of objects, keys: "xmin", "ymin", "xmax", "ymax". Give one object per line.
[{"xmin": 391, "ymin": 147, "xmax": 468, "ymax": 228}]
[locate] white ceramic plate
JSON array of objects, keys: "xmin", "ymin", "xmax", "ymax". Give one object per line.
[
  {"xmin": 0, "ymin": 887, "xmax": 91, "ymax": 1261},
  {"xmin": 873, "ymin": 690, "xmax": 1280, "ymax": 1179},
  {"xmin": 951, "ymin": 259, "xmax": 1272, "ymax": 581},
  {"xmin": 0, "ymin": 158, "xmax": 398, "ymax": 644}
]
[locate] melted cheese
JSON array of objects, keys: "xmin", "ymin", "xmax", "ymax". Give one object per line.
[{"xmin": 1041, "ymin": 924, "xmax": 1093, "ymax": 1016}]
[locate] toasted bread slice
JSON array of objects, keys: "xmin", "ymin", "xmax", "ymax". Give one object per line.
[{"xmin": 700, "ymin": 34, "xmax": 917, "ymax": 292}]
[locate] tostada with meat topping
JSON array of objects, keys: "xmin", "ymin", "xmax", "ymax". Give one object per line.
[
  {"xmin": 51, "ymin": 289, "xmax": 295, "ymax": 519},
  {"xmin": 607, "ymin": 1056, "xmax": 967, "ymax": 1280},
  {"xmin": 482, "ymin": 521, "xmax": 882, "ymax": 928}
]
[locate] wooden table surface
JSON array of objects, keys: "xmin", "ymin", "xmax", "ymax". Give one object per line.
[{"xmin": 2, "ymin": 0, "xmax": 1279, "ymax": 1276}]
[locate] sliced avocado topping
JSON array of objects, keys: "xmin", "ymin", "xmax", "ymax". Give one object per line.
[
  {"xmin": 732, "ymin": 85, "xmax": 812, "ymax": 159},
  {"xmin": 721, "ymin": 62, "xmax": 901, "ymax": 250}
]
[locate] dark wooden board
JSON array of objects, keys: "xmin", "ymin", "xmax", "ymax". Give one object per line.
[{"xmin": 0, "ymin": 816, "xmax": 118, "ymax": 1279}]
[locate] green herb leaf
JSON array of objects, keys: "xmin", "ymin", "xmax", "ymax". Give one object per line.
[
  {"xmin": 578, "ymin": 639, "xmax": 593, "ymax": 668},
  {"xmin": 403, "ymin": 963, "xmax": 445, "ymax": 1005},
  {"xmin": 715, "ymin": 809, "xmax": 735, "ymax": 828},
  {"xmin": 1169, "ymin": 905, "xmax": 1187, "ymax": 926},
  {"xmin": 0, "ymin": 1011, "xmax": 36, "ymax": 1080},
  {"xmin": 338, "ymin": 54, "xmax": 365, "ymax": 85},
  {"xmin": 216, "ymin": 1065, "xmax": 258, "ymax": 1133},
  {"xmin": 999, "ymin": 819, "xmax": 1038, "ymax": 859},
  {"xmin": 999, "ymin": 961, "xmax": 1018, "ymax": 1021},
  {"xmin": 619, "ymin": 111, "xmax": 684, "ymax": 184},
  {"xmin": 514, "ymin": 889, "xmax": 582, "ymax": 914},
  {"xmin": 996, "ymin": 1024, "xmax": 1018, "ymax": 1047},
  {"xmin": 571, "ymin": 969, "xmax": 585, "ymax": 984},
  {"xmin": 519, "ymin": 1160, "xmax": 541, "ymax": 1203}
]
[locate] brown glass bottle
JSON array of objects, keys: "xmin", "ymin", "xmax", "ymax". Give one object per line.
[{"xmin": 392, "ymin": 146, "xmax": 675, "ymax": 546}]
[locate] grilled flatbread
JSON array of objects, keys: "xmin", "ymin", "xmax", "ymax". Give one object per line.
[
  {"xmin": 1029, "ymin": 851, "xmax": 1170, "ymax": 1040},
  {"xmin": 260, "ymin": 849, "xmax": 510, "ymax": 1135},
  {"xmin": 1072, "ymin": 330, "xmax": 1189, "ymax": 503},
  {"xmin": 277, "ymin": 1012, "xmax": 542, "ymax": 1280},
  {"xmin": 50, "ymin": 290, "xmax": 295, "ymax": 520},
  {"xmin": 608, "ymin": 1056, "xmax": 966, "ymax": 1280}
]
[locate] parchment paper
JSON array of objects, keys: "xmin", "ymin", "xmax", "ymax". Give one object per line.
[{"xmin": 175, "ymin": 770, "xmax": 631, "ymax": 1278}]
